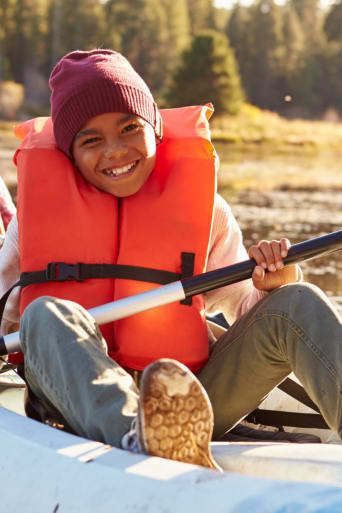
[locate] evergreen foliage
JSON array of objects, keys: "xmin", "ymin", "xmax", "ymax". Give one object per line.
[
  {"xmin": 324, "ymin": 1, "xmax": 342, "ymax": 43},
  {"xmin": 47, "ymin": 0, "xmax": 108, "ymax": 69},
  {"xmin": 282, "ymin": 4, "xmax": 305, "ymax": 75},
  {"xmin": 226, "ymin": 2, "xmax": 250, "ymax": 68},
  {"xmin": 290, "ymin": 0, "xmax": 323, "ymax": 52},
  {"xmin": 104, "ymin": 0, "xmax": 186, "ymax": 94},
  {"xmin": 3, "ymin": 0, "xmax": 45, "ymax": 82},
  {"xmin": 0, "ymin": 0, "xmax": 342, "ymax": 118},
  {"xmin": 166, "ymin": 30, "xmax": 244, "ymax": 115},
  {"xmin": 186, "ymin": 0, "xmax": 217, "ymax": 34}
]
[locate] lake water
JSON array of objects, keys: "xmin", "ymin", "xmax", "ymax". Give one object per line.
[{"xmin": 215, "ymin": 145, "xmax": 342, "ymax": 297}]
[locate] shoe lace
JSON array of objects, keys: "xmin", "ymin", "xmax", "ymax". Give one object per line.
[{"xmin": 121, "ymin": 417, "xmax": 142, "ymax": 454}]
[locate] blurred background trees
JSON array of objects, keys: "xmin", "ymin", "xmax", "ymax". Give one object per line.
[
  {"xmin": 0, "ymin": 0, "xmax": 342, "ymax": 120},
  {"xmin": 166, "ymin": 30, "xmax": 243, "ymax": 114}
]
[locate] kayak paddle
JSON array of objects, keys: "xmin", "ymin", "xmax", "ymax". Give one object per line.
[{"xmin": 1, "ymin": 229, "xmax": 342, "ymax": 356}]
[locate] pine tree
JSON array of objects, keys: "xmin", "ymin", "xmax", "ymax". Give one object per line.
[
  {"xmin": 321, "ymin": 2, "xmax": 342, "ymax": 115},
  {"xmin": 0, "ymin": 0, "xmax": 16, "ymax": 80},
  {"xmin": 166, "ymin": 30, "xmax": 244, "ymax": 115},
  {"xmin": 225, "ymin": 2, "xmax": 251, "ymax": 93},
  {"xmin": 127, "ymin": 0, "xmax": 170, "ymax": 93},
  {"xmin": 186, "ymin": 0, "xmax": 217, "ymax": 35},
  {"xmin": 226, "ymin": 2, "xmax": 249, "ymax": 56},
  {"xmin": 46, "ymin": 0, "xmax": 108, "ymax": 71},
  {"xmin": 283, "ymin": 4, "xmax": 305, "ymax": 72},
  {"xmin": 5, "ymin": 0, "xmax": 46, "ymax": 83},
  {"xmin": 161, "ymin": 0, "xmax": 190, "ymax": 64},
  {"xmin": 104, "ymin": 0, "xmax": 190, "ymax": 96},
  {"xmin": 277, "ymin": 3, "xmax": 306, "ymax": 115},
  {"xmin": 243, "ymin": 0, "xmax": 283, "ymax": 110},
  {"xmin": 290, "ymin": 0, "xmax": 324, "ymax": 52},
  {"xmin": 324, "ymin": 1, "xmax": 342, "ymax": 43},
  {"xmin": 325, "ymin": 44, "xmax": 342, "ymax": 115},
  {"xmin": 289, "ymin": 51, "xmax": 329, "ymax": 117}
]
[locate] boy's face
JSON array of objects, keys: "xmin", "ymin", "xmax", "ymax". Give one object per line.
[{"xmin": 72, "ymin": 112, "xmax": 157, "ymax": 197}]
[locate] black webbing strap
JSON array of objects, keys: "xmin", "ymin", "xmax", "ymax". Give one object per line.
[
  {"xmin": 0, "ymin": 256, "xmax": 197, "ymax": 327},
  {"xmin": 245, "ymin": 377, "xmax": 329, "ymax": 430},
  {"xmin": 21, "ymin": 262, "xmax": 181, "ymax": 286},
  {"xmin": 180, "ymin": 252, "xmax": 195, "ymax": 305},
  {"xmin": 278, "ymin": 377, "xmax": 321, "ymax": 414},
  {"xmin": 246, "ymin": 409, "xmax": 329, "ymax": 430}
]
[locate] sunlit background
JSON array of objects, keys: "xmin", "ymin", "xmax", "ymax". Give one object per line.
[{"xmin": 1, "ymin": 0, "xmax": 342, "ymax": 295}]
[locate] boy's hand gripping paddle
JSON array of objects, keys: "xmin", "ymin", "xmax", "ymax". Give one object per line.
[{"xmin": 1, "ymin": 230, "xmax": 342, "ymax": 356}]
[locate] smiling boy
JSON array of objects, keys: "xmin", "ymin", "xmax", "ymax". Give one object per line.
[
  {"xmin": 1, "ymin": 50, "xmax": 342, "ymax": 470},
  {"xmin": 72, "ymin": 112, "xmax": 158, "ymax": 197}
]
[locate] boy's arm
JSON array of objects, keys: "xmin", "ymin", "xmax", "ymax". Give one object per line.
[
  {"xmin": 204, "ymin": 194, "xmax": 265, "ymax": 325},
  {"xmin": 0, "ymin": 215, "xmax": 20, "ymax": 334}
]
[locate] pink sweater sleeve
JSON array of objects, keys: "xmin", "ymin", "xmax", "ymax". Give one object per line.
[
  {"xmin": 0, "ymin": 177, "xmax": 16, "ymax": 230},
  {"xmin": 205, "ymin": 194, "xmax": 265, "ymax": 325},
  {"xmin": 0, "ymin": 215, "xmax": 21, "ymax": 334}
]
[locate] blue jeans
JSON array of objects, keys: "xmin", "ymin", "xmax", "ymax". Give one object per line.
[{"xmin": 20, "ymin": 282, "xmax": 342, "ymax": 446}]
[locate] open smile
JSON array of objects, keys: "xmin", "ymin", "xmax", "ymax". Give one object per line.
[{"xmin": 101, "ymin": 161, "xmax": 138, "ymax": 179}]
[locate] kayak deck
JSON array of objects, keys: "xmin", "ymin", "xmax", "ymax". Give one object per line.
[
  {"xmin": 212, "ymin": 441, "xmax": 342, "ymax": 486},
  {"xmin": 1, "ymin": 406, "xmax": 342, "ymax": 512},
  {"xmin": 1, "ymin": 371, "xmax": 342, "ymax": 485},
  {"xmin": 2, "ymin": 370, "xmax": 342, "ymax": 512}
]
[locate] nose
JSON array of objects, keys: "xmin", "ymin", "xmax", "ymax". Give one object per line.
[{"xmin": 105, "ymin": 141, "xmax": 128, "ymax": 160}]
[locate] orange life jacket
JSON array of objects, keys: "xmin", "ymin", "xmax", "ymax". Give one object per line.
[{"xmin": 13, "ymin": 105, "xmax": 217, "ymax": 371}]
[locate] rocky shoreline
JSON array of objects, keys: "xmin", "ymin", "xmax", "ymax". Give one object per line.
[{"xmin": 227, "ymin": 189, "xmax": 342, "ymax": 297}]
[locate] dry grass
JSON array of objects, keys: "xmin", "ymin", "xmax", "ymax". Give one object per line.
[
  {"xmin": 208, "ymin": 104, "xmax": 342, "ymax": 192},
  {"xmin": 2, "ymin": 109, "xmax": 342, "ymax": 194},
  {"xmin": 0, "ymin": 120, "xmax": 20, "ymax": 150},
  {"xmin": 0, "ymin": 120, "xmax": 18, "ymax": 135},
  {"xmin": 216, "ymin": 145, "xmax": 342, "ymax": 193},
  {"xmin": 211, "ymin": 104, "xmax": 342, "ymax": 152}
]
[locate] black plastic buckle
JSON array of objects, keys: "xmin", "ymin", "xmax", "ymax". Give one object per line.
[{"xmin": 46, "ymin": 262, "xmax": 83, "ymax": 282}]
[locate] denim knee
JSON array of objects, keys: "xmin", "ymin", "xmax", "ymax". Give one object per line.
[
  {"xmin": 21, "ymin": 295, "xmax": 60, "ymax": 326},
  {"xmin": 264, "ymin": 282, "xmax": 328, "ymax": 310}
]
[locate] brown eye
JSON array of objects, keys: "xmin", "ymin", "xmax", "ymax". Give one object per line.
[
  {"xmin": 122, "ymin": 123, "xmax": 141, "ymax": 133},
  {"xmin": 82, "ymin": 137, "xmax": 101, "ymax": 146}
]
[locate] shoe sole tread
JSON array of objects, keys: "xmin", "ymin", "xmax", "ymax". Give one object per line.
[{"xmin": 139, "ymin": 359, "xmax": 220, "ymax": 470}]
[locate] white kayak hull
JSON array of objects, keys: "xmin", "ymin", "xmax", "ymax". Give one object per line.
[
  {"xmin": 2, "ymin": 372, "xmax": 342, "ymax": 511},
  {"xmin": 1, "ymin": 406, "xmax": 342, "ymax": 512}
]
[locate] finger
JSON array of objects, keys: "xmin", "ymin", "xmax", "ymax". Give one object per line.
[
  {"xmin": 270, "ymin": 240, "xmax": 284, "ymax": 270},
  {"xmin": 252, "ymin": 265, "xmax": 265, "ymax": 282},
  {"xmin": 258, "ymin": 240, "xmax": 277, "ymax": 271},
  {"xmin": 248, "ymin": 245, "xmax": 267, "ymax": 269},
  {"xmin": 280, "ymin": 238, "xmax": 291, "ymax": 258}
]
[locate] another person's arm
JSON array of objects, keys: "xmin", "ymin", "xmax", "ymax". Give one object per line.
[
  {"xmin": 0, "ymin": 177, "xmax": 16, "ymax": 231},
  {"xmin": 0, "ymin": 215, "xmax": 20, "ymax": 334}
]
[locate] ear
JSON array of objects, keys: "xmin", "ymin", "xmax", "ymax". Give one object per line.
[{"xmin": 154, "ymin": 111, "xmax": 163, "ymax": 144}]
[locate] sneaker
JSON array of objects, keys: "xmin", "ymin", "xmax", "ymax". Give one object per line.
[
  {"xmin": 137, "ymin": 358, "xmax": 221, "ymax": 470},
  {"xmin": 121, "ymin": 416, "xmax": 141, "ymax": 453}
]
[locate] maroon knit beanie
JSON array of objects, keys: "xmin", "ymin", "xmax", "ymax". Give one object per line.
[{"xmin": 49, "ymin": 49, "xmax": 160, "ymax": 156}]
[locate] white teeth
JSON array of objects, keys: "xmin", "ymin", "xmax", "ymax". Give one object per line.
[{"xmin": 103, "ymin": 162, "xmax": 135, "ymax": 177}]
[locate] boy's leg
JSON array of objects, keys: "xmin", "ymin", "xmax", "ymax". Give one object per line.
[
  {"xmin": 20, "ymin": 296, "xmax": 139, "ymax": 447},
  {"xmin": 20, "ymin": 295, "xmax": 218, "ymax": 470},
  {"xmin": 199, "ymin": 282, "xmax": 342, "ymax": 440},
  {"xmin": 21, "ymin": 296, "xmax": 220, "ymax": 469}
]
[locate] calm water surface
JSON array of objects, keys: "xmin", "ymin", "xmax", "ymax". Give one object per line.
[{"xmin": 216, "ymin": 146, "xmax": 342, "ymax": 297}]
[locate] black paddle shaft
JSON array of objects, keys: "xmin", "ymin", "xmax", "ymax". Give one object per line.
[{"xmin": 182, "ymin": 230, "xmax": 342, "ymax": 298}]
